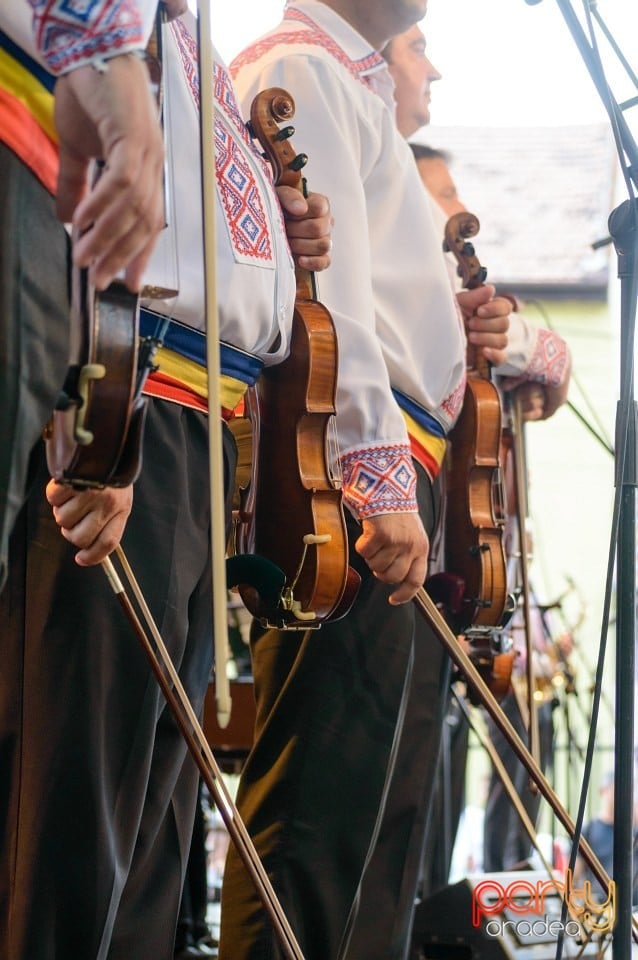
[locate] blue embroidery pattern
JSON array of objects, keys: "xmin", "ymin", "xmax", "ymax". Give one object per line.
[
  {"xmin": 525, "ymin": 329, "xmax": 568, "ymax": 387},
  {"xmin": 31, "ymin": 0, "xmax": 143, "ymax": 74},
  {"xmin": 341, "ymin": 445, "xmax": 417, "ymax": 516},
  {"xmin": 171, "ymin": 19, "xmax": 274, "ymax": 264}
]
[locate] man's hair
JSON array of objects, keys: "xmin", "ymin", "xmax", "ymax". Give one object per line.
[{"xmin": 409, "ymin": 143, "xmax": 453, "ymax": 165}]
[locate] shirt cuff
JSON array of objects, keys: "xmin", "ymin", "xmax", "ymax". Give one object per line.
[
  {"xmin": 340, "ymin": 443, "xmax": 418, "ymax": 519},
  {"xmin": 33, "ymin": 6, "xmax": 145, "ymax": 76}
]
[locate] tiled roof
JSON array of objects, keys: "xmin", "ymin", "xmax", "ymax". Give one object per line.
[{"xmin": 416, "ymin": 124, "xmax": 618, "ymax": 296}]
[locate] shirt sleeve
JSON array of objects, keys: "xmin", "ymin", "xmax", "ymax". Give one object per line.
[
  {"xmin": 493, "ymin": 310, "xmax": 570, "ymax": 388},
  {"xmin": 234, "ymin": 53, "xmax": 419, "ymax": 519},
  {"xmin": 28, "ymin": 0, "xmax": 157, "ymax": 75}
]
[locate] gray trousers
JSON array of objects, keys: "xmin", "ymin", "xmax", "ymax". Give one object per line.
[
  {"xmin": 0, "ymin": 143, "xmax": 70, "ymax": 591},
  {"xmin": 0, "ymin": 400, "xmax": 236, "ymax": 960}
]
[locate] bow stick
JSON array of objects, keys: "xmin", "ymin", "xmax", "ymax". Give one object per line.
[
  {"xmin": 507, "ymin": 388, "xmax": 542, "ymax": 775},
  {"xmin": 414, "ymin": 585, "xmax": 636, "ymax": 940},
  {"xmin": 197, "ymin": 0, "xmax": 231, "ymax": 728},
  {"xmin": 101, "ymin": 547, "xmax": 306, "ymax": 960}
]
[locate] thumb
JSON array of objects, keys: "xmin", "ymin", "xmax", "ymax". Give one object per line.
[{"xmin": 275, "ymin": 184, "xmax": 307, "ymax": 218}]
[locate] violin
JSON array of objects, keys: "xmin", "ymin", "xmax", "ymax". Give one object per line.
[
  {"xmin": 227, "ymin": 87, "xmax": 359, "ymax": 629},
  {"xmin": 44, "ymin": 258, "xmax": 147, "ymax": 488},
  {"xmin": 44, "ymin": 9, "xmax": 174, "ymax": 489},
  {"xmin": 442, "ymin": 211, "xmax": 509, "ymax": 634},
  {"xmin": 426, "ymin": 569, "xmax": 514, "ymax": 703}
]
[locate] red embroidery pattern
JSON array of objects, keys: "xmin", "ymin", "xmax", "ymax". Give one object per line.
[
  {"xmin": 440, "ymin": 374, "xmax": 466, "ymax": 423},
  {"xmin": 341, "ymin": 445, "xmax": 417, "ymax": 517},
  {"xmin": 524, "ymin": 329, "xmax": 569, "ymax": 387},
  {"xmin": 171, "ymin": 19, "xmax": 273, "ymax": 264},
  {"xmin": 230, "ymin": 4, "xmax": 385, "ymax": 91},
  {"xmin": 215, "ymin": 124, "xmax": 273, "ymax": 262},
  {"xmin": 31, "ymin": 0, "xmax": 143, "ymax": 74}
]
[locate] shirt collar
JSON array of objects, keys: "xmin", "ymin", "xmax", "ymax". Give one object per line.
[{"xmin": 284, "ymin": 1, "xmax": 388, "ymax": 83}]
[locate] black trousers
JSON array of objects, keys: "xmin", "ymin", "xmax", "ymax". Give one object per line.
[
  {"xmin": 218, "ymin": 463, "xmax": 440, "ymax": 960},
  {"xmin": 0, "ymin": 143, "xmax": 70, "ymax": 591},
  {"xmin": 175, "ymin": 781, "xmax": 211, "ymax": 952},
  {"xmin": 345, "ymin": 474, "xmax": 450, "ymax": 960},
  {"xmin": 0, "ymin": 400, "xmax": 236, "ymax": 960},
  {"xmin": 483, "ymin": 693, "xmax": 554, "ymax": 871}
]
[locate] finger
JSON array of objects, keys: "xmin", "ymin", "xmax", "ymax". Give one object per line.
[
  {"xmin": 53, "ymin": 498, "xmax": 93, "ymax": 533},
  {"xmin": 467, "ymin": 313, "xmax": 509, "ymax": 334},
  {"xmin": 481, "ymin": 347, "xmax": 508, "ymax": 366},
  {"xmin": 467, "ymin": 331, "xmax": 508, "ymax": 349},
  {"xmin": 476, "ymin": 298, "xmax": 511, "ymax": 319},
  {"xmin": 87, "ymin": 197, "xmax": 162, "ymax": 292},
  {"xmin": 45, "ymin": 479, "xmax": 75, "ymax": 508},
  {"xmin": 72, "ymin": 146, "xmax": 163, "ymax": 284},
  {"xmin": 297, "ymin": 254, "xmax": 331, "ymax": 273},
  {"xmin": 275, "ymin": 185, "xmax": 308, "ymax": 218},
  {"xmin": 389, "ymin": 557, "xmax": 427, "ymax": 605},
  {"xmin": 458, "ymin": 283, "xmax": 495, "ymax": 310},
  {"xmin": 79, "ymin": 187, "xmax": 164, "ymax": 291},
  {"xmin": 304, "ymin": 192, "xmax": 330, "ymax": 218},
  {"xmin": 74, "ymin": 512, "xmax": 128, "ymax": 565},
  {"xmin": 369, "ymin": 549, "xmax": 404, "ymax": 579},
  {"xmin": 287, "ymin": 233, "xmax": 332, "ymax": 255},
  {"xmin": 121, "ymin": 238, "xmax": 159, "ymax": 293},
  {"xmin": 284, "ymin": 217, "xmax": 332, "ymax": 241}
]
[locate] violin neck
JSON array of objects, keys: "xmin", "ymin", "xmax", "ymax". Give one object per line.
[
  {"xmin": 466, "ymin": 339, "xmax": 492, "ymax": 381},
  {"xmin": 295, "ymin": 176, "xmax": 318, "ymax": 301},
  {"xmin": 296, "ymin": 267, "xmax": 316, "ymax": 302}
]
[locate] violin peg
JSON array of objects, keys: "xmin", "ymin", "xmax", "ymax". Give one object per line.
[
  {"xmin": 275, "ymin": 125, "xmax": 295, "ymax": 141},
  {"xmin": 289, "ymin": 153, "xmax": 308, "ymax": 172}
]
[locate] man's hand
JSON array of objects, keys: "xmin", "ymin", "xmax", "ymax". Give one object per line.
[
  {"xmin": 355, "ymin": 513, "xmax": 428, "ymax": 605},
  {"xmin": 500, "ymin": 347, "xmax": 571, "ymax": 422},
  {"xmin": 54, "ymin": 53, "xmax": 165, "ymax": 292},
  {"xmin": 275, "ymin": 186, "xmax": 333, "ymax": 273},
  {"xmin": 46, "ymin": 480, "xmax": 133, "ymax": 566},
  {"xmin": 456, "ymin": 285, "xmax": 510, "ymax": 366}
]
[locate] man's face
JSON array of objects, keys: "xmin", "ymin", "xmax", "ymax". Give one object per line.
[
  {"xmin": 416, "ymin": 156, "xmax": 466, "ymax": 218},
  {"xmin": 386, "ymin": 25, "xmax": 441, "ymax": 138}
]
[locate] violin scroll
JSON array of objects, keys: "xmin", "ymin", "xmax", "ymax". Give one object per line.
[
  {"xmin": 249, "ymin": 88, "xmax": 314, "ymax": 300},
  {"xmin": 248, "ymin": 89, "xmax": 308, "ymax": 190},
  {"xmin": 443, "ymin": 211, "xmax": 488, "ymax": 290}
]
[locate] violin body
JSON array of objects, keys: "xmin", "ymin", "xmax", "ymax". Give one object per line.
[
  {"xmin": 235, "ymin": 298, "xmax": 352, "ymax": 626},
  {"xmin": 445, "ymin": 374, "xmax": 508, "ymax": 630},
  {"xmin": 229, "ymin": 87, "xmax": 358, "ymax": 628},
  {"xmin": 45, "ymin": 268, "xmax": 146, "ymax": 488},
  {"xmin": 459, "ymin": 633, "xmax": 516, "ymax": 705},
  {"xmin": 442, "ymin": 211, "xmax": 508, "ymax": 634}
]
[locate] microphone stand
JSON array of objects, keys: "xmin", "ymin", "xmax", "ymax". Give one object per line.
[{"xmin": 540, "ymin": 2, "xmax": 638, "ymax": 957}]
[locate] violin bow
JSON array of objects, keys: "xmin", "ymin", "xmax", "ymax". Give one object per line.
[
  {"xmin": 102, "ymin": 548, "xmax": 306, "ymax": 960},
  {"xmin": 414, "ymin": 584, "xmax": 636, "ymax": 941},
  {"xmin": 196, "ymin": 0, "xmax": 231, "ymax": 729},
  {"xmin": 508, "ymin": 388, "xmax": 542, "ymax": 775}
]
